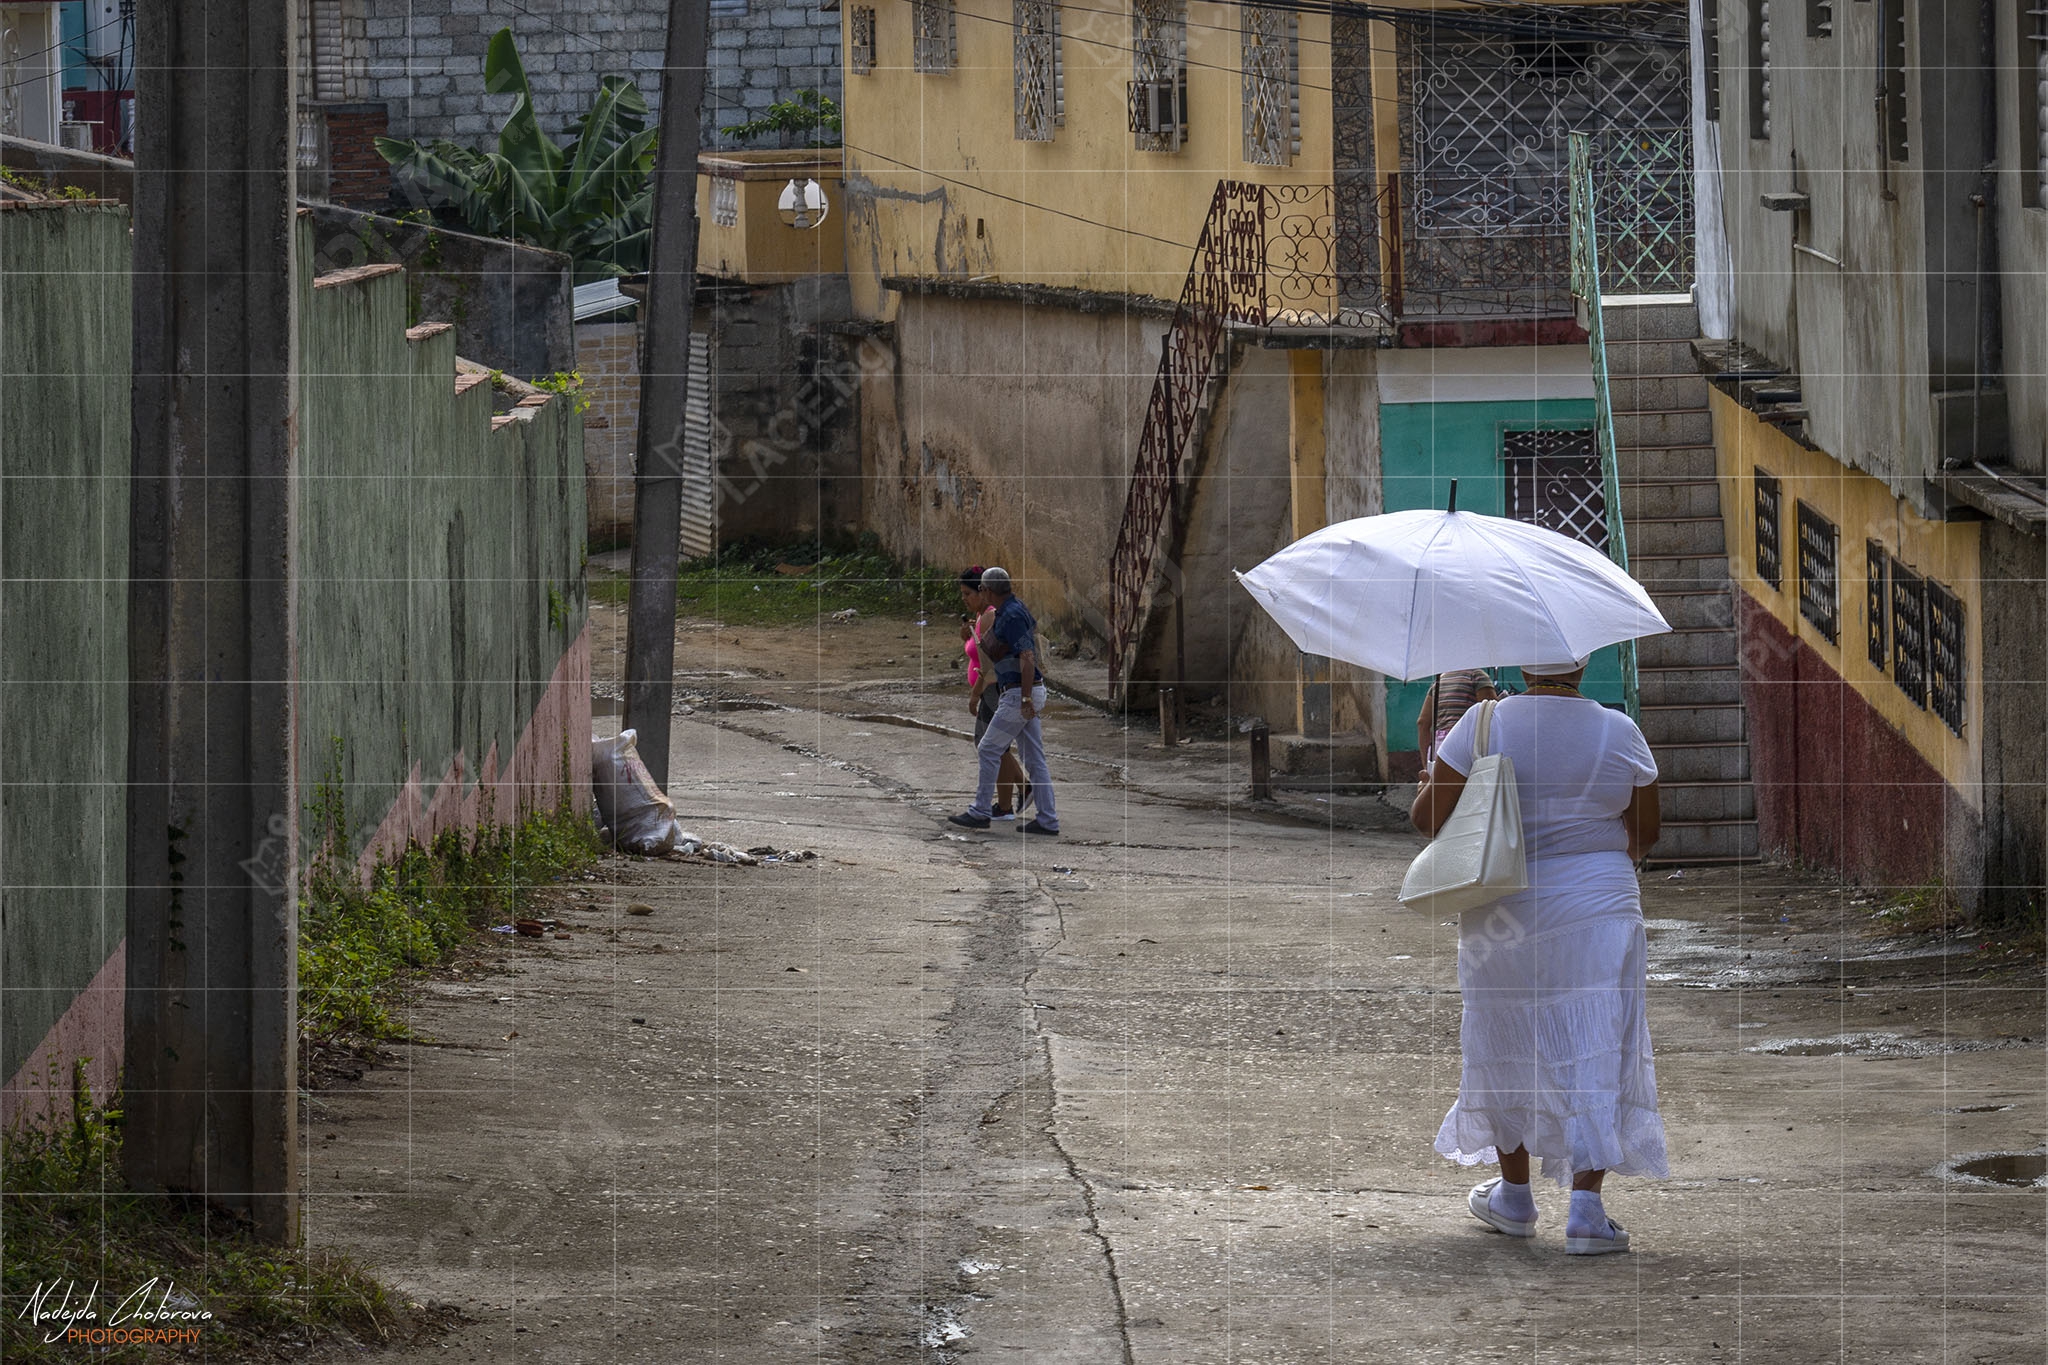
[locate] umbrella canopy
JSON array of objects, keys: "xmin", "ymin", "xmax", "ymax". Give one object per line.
[{"xmin": 1235, "ymin": 509, "xmax": 1670, "ymax": 682}]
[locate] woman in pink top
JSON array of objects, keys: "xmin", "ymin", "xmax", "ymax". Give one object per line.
[{"xmin": 958, "ymin": 566, "xmax": 1026, "ymax": 817}]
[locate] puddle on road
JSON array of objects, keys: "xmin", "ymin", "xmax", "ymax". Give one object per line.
[
  {"xmin": 1644, "ymin": 917, "xmax": 1977, "ymax": 990},
  {"xmin": 1748, "ymin": 1031, "xmax": 2011, "ymax": 1059},
  {"xmin": 1943, "ymin": 1103, "xmax": 2015, "ymax": 1114},
  {"xmin": 1933, "ymin": 1150, "xmax": 2047, "ymax": 1189}
]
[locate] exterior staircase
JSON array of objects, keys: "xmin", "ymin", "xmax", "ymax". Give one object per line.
[{"xmin": 1601, "ymin": 297, "xmax": 1758, "ymax": 863}]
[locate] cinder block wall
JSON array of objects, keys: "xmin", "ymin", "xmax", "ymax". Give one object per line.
[
  {"xmin": 0, "ymin": 203, "xmax": 132, "ymax": 1122},
  {"xmin": 577, "ymin": 320, "xmax": 642, "ymax": 550},
  {"xmin": 362, "ymin": 0, "xmax": 842, "ymax": 152}
]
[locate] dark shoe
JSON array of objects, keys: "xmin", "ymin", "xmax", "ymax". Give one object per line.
[
  {"xmin": 1018, "ymin": 818, "xmax": 1059, "ymax": 836},
  {"xmin": 991, "ymin": 804, "xmax": 1015, "ymax": 820},
  {"xmin": 948, "ymin": 812, "xmax": 990, "ymax": 830}
]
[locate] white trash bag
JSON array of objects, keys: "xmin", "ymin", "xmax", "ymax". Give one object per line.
[{"xmin": 591, "ymin": 729, "xmax": 681, "ymax": 855}]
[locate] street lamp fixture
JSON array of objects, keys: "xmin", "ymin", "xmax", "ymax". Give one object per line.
[{"xmin": 778, "ymin": 177, "xmax": 829, "ymax": 230}]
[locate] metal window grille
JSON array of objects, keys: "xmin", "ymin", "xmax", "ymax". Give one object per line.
[
  {"xmin": 1703, "ymin": 0, "xmax": 1723, "ymax": 120},
  {"xmin": 1880, "ymin": 0, "xmax": 1908, "ymax": 159},
  {"xmin": 913, "ymin": 0, "xmax": 956, "ymax": 74},
  {"xmin": 1754, "ymin": 468, "xmax": 1782, "ymax": 589},
  {"xmin": 1926, "ymin": 579, "xmax": 1966, "ymax": 733},
  {"xmin": 1891, "ymin": 560, "xmax": 1928, "ymax": 707},
  {"xmin": 711, "ymin": 176, "xmax": 738, "ymax": 227},
  {"xmin": 1865, "ymin": 540, "xmax": 1889, "ymax": 670},
  {"xmin": 1241, "ymin": 5, "xmax": 1299, "ymax": 166},
  {"xmin": 1806, "ymin": 0, "xmax": 1832, "ymax": 37},
  {"xmin": 1503, "ymin": 430, "xmax": 1609, "ymax": 552},
  {"xmin": 1795, "ymin": 501, "xmax": 1839, "ymax": 642},
  {"xmin": 1015, "ymin": 0, "xmax": 1063, "ymax": 141},
  {"xmin": 850, "ymin": 6, "xmax": 876, "ymax": 75},
  {"xmin": 2025, "ymin": 2, "xmax": 2048, "ymax": 204},
  {"xmin": 1747, "ymin": 0, "xmax": 1771, "ymax": 138},
  {"xmin": 1132, "ymin": 0, "xmax": 1187, "ymax": 152}
]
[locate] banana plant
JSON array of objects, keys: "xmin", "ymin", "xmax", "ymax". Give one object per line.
[{"xmin": 376, "ymin": 28, "xmax": 658, "ymax": 281}]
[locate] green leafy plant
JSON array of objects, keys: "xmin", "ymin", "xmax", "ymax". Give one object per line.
[
  {"xmin": 375, "ymin": 28, "xmax": 656, "ymax": 282},
  {"xmin": 533, "ymin": 369, "xmax": 591, "ymax": 415},
  {"xmin": 721, "ymin": 89, "xmax": 843, "ymax": 148}
]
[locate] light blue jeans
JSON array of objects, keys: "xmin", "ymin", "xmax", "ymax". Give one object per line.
[{"xmin": 968, "ymin": 687, "xmax": 1057, "ymax": 829}]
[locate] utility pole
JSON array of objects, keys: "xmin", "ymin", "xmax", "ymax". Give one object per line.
[
  {"xmin": 622, "ymin": 0, "xmax": 711, "ymax": 789},
  {"xmin": 124, "ymin": 1, "xmax": 300, "ymax": 1242}
]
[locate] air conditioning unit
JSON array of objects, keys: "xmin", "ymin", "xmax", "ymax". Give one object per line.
[{"xmin": 1127, "ymin": 77, "xmax": 1185, "ymax": 150}]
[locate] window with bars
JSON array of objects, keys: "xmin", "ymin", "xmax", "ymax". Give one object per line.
[
  {"xmin": 850, "ymin": 6, "xmax": 876, "ymax": 75},
  {"xmin": 1806, "ymin": 0, "xmax": 1832, "ymax": 37},
  {"xmin": 913, "ymin": 0, "xmax": 957, "ymax": 74},
  {"xmin": 1880, "ymin": 0, "xmax": 1908, "ymax": 159},
  {"xmin": 1504, "ymin": 430, "xmax": 1610, "ymax": 552},
  {"xmin": 2022, "ymin": 2, "xmax": 2047, "ymax": 205},
  {"xmin": 1891, "ymin": 560, "xmax": 1928, "ymax": 707},
  {"xmin": 1865, "ymin": 540, "xmax": 1889, "ymax": 670},
  {"xmin": 1014, "ymin": 0, "xmax": 1063, "ymax": 141},
  {"xmin": 1747, "ymin": 0, "xmax": 1772, "ymax": 138},
  {"xmin": 1131, "ymin": 0, "xmax": 1187, "ymax": 152},
  {"xmin": 1754, "ymin": 468, "xmax": 1783, "ymax": 589},
  {"xmin": 1927, "ymin": 579, "xmax": 1966, "ymax": 733},
  {"xmin": 1795, "ymin": 500, "xmax": 1839, "ymax": 643},
  {"xmin": 1241, "ymin": 5, "xmax": 1299, "ymax": 166},
  {"xmin": 1703, "ymin": 0, "xmax": 1723, "ymax": 120}
]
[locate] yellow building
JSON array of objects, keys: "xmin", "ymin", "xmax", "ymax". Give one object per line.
[{"xmin": 836, "ymin": 0, "xmax": 1698, "ymax": 790}]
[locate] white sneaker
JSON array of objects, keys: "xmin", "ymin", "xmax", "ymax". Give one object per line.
[{"xmin": 1467, "ymin": 1177, "xmax": 1536, "ymax": 1238}]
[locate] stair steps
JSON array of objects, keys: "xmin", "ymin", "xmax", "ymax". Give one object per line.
[{"xmin": 1604, "ymin": 296, "xmax": 1757, "ymax": 863}]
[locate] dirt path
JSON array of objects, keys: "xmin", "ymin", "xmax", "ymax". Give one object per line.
[{"xmin": 304, "ymin": 599, "xmax": 2047, "ymax": 1363}]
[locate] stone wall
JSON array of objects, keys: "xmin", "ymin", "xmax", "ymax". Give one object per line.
[{"xmin": 362, "ymin": 0, "xmax": 841, "ymax": 152}]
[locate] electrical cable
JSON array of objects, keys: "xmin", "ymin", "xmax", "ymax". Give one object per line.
[{"xmin": 0, "ymin": 6, "xmax": 135, "ymax": 95}]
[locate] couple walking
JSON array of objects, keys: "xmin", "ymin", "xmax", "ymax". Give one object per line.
[{"xmin": 949, "ymin": 566, "xmax": 1058, "ymax": 836}]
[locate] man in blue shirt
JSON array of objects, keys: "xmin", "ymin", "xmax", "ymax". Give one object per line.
[{"xmin": 949, "ymin": 567, "xmax": 1060, "ymax": 835}]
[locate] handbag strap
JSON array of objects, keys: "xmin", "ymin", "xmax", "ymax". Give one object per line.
[{"xmin": 1473, "ymin": 698, "xmax": 1496, "ymax": 758}]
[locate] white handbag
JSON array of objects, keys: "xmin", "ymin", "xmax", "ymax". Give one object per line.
[{"xmin": 1398, "ymin": 700, "xmax": 1528, "ymax": 914}]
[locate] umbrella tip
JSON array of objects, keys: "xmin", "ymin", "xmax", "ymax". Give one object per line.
[{"xmin": 1447, "ymin": 479, "xmax": 1458, "ymax": 514}]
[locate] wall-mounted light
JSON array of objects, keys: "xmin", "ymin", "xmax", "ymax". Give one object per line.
[{"xmin": 779, "ymin": 178, "xmax": 829, "ymax": 230}]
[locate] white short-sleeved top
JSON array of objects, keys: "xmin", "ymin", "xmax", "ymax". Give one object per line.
[{"xmin": 1434, "ymin": 694, "xmax": 1658, "ymax": 860}]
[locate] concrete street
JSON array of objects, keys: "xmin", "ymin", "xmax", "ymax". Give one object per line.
[{"xmin": 305, "ymin": 608, "xmax": 2047, "ymax": 1363}]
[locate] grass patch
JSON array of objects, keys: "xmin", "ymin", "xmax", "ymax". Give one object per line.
[
  {"xmin": 1869, "ymin": 881, "xmax": 1967, "ymax": 937},
  {"xmin": 588, "ymin": 535, "xmax": 957, "ymax": 628},
  {"xmin": 300, "ymin": 808, "xmax": 601, "ymax": 1064},
  {"xmin": 3, "ymin": 1071, "xmax": 401, "ymax": 1362}
]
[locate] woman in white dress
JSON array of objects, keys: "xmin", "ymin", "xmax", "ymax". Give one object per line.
[{"xmin": 1408, "ymin": 657, "xmax": 1666, "ymax": 1254}]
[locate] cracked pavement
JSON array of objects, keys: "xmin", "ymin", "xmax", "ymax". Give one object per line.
[{"xmin": 304, "ymin": 608, "xmax": 2046, "ymax": 1363}]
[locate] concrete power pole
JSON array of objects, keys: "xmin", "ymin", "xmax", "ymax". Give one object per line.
[
  {"xmin": 622, "ymin": 0, "xmax": 711, "ymax": 790},
  {"xmin": 124, "ymin": 1, "xmax": 300, "ymax": 1242}
]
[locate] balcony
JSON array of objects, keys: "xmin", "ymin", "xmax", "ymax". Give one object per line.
[{"xmin": 695, "ymin": 149, "xmax": 845, "ymax": 285}]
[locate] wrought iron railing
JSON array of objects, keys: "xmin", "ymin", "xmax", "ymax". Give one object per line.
[
  {"xmin": 1107, "ymin": 180, "xmax": 1393, "ymax": 690},
  {"xmin": 1567, "ymin": 130, "xmax": 1640, "ymax": 723}
]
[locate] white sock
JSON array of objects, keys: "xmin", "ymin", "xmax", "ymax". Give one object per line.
[
  {"xmin": 1491, "ymin": 1178, "xmax": 1537, "ymax": 1223},
  {"xmin": 1567, "ymin": 1189, "xmax": 1611, "ymax": 1237}
]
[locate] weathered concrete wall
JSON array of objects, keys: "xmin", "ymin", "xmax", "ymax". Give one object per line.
[
  {"xmin": 297, "ymin": 224, "xmax": 592, "ymax": 872},
  {"xmin": 1322, "ymin": 347, "xmax": 1386, "ymax": 760},
  {"xmin": 302, "ymin": 201, "xmax": 575, "ymax": 379},
  {"xmin": 0, "ymin": 203, "xmax": 132, "ymax": 1122},
  {"xmin": 579, "ymin": 320, "xmax": 642, "ymax": 550},
  {"xmin": 362, "ymin": 0, "xmax": 841, "ymax": 153},
  {"xmin": 860, "ymin": 292, "xmax": 1165, "ymax": 647},
  {"xmin": 1968, "ymin": 518, "xmax": 2045, "ymax": 926},
  {"xmin": 708, "ymin": 277, "xmax": 865, "ymax": 547}
]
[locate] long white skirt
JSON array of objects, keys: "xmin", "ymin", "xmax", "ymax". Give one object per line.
[{"xmin": 1434, "ymin": 850, "xmax": 1670, "ymax": 1187}]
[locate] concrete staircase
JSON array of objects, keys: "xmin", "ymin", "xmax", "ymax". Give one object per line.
[{"xmin": 1601, "ymin": 298, "xmax": 1758, "ymax": 863}]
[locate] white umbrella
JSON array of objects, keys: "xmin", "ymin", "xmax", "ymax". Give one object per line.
[{"xmin": 1235, "ymin": 507, "xmax": 1670, "ymax": 682}]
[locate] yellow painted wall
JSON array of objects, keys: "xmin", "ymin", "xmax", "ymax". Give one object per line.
[
  {"xmin": 1710, "ymin": 389, "xmax": 1984, "ymax": 802},
  {"xmin": 839, "ymin": 0, "xmax": 1339, "ymax": 314}
]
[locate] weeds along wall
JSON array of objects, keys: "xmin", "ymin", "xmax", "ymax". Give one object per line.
[
  {"xmin": 0, "ymin": 202, "xmax": 132, "ymax": 1120},
  {"xmin": 294, "ymin": 215, "xmax": 592, "ymax": 879},
  {"xmin": 2, "ymin": 206, "xmax": 592, "ymax": 1120}
]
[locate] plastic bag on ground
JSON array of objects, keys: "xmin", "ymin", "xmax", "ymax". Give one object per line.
[{"xmin": 592, "ymin": 729, "xmax": 681, "ymax": 854}]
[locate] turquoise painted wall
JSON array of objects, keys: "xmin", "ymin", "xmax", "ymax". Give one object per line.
[
  {"xmin": 0, "ymin": 204, "xmax": 132, "ymax": 1085},
  {"xmin": 1378, "ymin": 396, "xmax": 1622, "ymax": 753}
]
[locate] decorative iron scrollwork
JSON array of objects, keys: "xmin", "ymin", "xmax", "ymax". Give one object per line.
[
  {"xmin": 1795, "ymin": 499, "xmax": 1839, "ymax": 644},
  {"xmin": 1753, "ymin": 469, "xmax": 1782, "ymax": 590},
  {"xmin": 1241, "ymin": 6, "xmax": 1298, "ymax": 167},
  {"xmin": 1014, "ymin": 0, "xmax": 1063, "ymax": 141}
]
